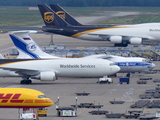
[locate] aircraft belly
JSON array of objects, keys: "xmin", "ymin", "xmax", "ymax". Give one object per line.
[
  {"xmin": 77, "ymin": 34, "xmax": 104, "ymax": 41},
  {"xmin": 119, "ymin": 66, "xmax": 145, "ymax": 73},
  {"xmin": 57, "ymin": 68, "xmax": 105, "ymax": 77}
]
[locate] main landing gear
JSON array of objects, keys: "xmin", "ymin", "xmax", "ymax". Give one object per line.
[
  {"xmin": 20, "ymin": 80, "xmax": 32, "ymax": 84},
  {"xmin": 20, "ymin": 76, "xmax": 32, "ymax": 84}
]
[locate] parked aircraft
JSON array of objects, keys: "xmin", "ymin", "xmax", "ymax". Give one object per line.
[
  {"xmin": 9, "ymin": 30, "xmax": 155, "ymax": 77},
  {"xmin": 1, "ymin": 31, "xmax": 120, "ymax": 84},
  {"xmin": 84, "ymin": 54, "xmax": 155, "ymax": 77},
  {"xmin": 38, "ymin": 4, "xmax": 160, "ymax": 47},
  {"xmin": 0, "ymin": 88, "xmax": 53, "ymax": 108}
]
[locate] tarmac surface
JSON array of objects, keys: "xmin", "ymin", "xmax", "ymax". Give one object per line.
[{"xmin": 0, "ymin": 11, "xmax": 159, "ymax": 120}]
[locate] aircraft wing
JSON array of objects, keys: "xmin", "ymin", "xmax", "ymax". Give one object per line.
[
  {"xmin": 0, "ymin": 67, "xmax": 40, "ymax": 76},
  {"xmin": 83, "ymin": 54, "xmax": 116, "ymax": 59},
  {"xmin": 0, "ymin": 54, "xmax": 4, "ymax": 59}
]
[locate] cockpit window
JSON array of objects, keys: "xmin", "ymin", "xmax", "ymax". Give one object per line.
[
  {"xmin": 110, "ymin": 63, "xmax": 116, "ymax": 66},
  {"xmin": 38, "ymin": 95, "xmax": 47, "ymax": 98},
  {"xmin": 142, "ymin": 59, "xmax": 151, "ymax": 63}
]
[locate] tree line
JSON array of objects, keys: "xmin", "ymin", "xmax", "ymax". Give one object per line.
[{"xmin": 1, "ymin": 0, "xmax": 160, "ymax": 7}]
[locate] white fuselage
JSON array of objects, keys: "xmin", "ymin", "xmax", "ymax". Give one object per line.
[
  {"xmin": 108, "ymin": 56, "xmax": 155, "ymax": 73},
  {"xmin": 76, "ymin": 23, "xmax": 160, "ymax": 41},
  {"xmin": 0, "ymin": 58, "xmax": 120, "ymax": 77},
  {"xmin": 85, "ymin": 54, "xmax": 155, "ymax": 73}
]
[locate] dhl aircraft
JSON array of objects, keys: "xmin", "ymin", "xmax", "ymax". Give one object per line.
[
  {"xmin": 38, "ymin": 4, "xmax": 160, "ymax": 47},
  {"xmin": 0, "ymin": 88, "xmax": 53, "ymax": 108}
]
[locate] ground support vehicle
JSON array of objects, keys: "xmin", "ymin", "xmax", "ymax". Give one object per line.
[
  {"xmin": 138, "ymin": 113, "xmax": 157, "ymax": 120},
  {"xmin": 106, "ymin": 113, "xmax": 124, "ymax": 118},
  {"xmin": 109, "ymin": 101, "xmax": 125, "ymax": 104},
  {"xmin": 130, "ymin": 100, "xmax": 150, "ymax": 108},
  {"xmin": 20, "ymin": 113, "xmax": 37, "ymax": 120},
  {"xmin": 137, "ymin": 80, "xmax": 147, "ymax": 84},
  {"xmin": 56, "ymin": 107, "xmax": 77, "ymax": 117},
  {"xmin": 37, "ymin": 108, "xmax": 47, "ymax": 117},
  {"xmin": 155, "ymin": 87, "xmax": 160, "ymax": 92},
  {"xmin": 153, "ymin": 79, "xmax": 160, "ymax": 83},
  {"xmin": 97, "ymin": 77, "xmax": 112, "ymax": 84},
  {"xmin": 119, "ymin": 78, "xmax": 130, "ymax": 84},
  {"xmin": 145, "ymin": 89, "xmax": 156, "ymax": 94},
  {"xmin": 89, "ymin": 110, "xmax": 108, "ymax": 115},
  {"xmin": 71, "ymin": 103, "xmax": 103, "ymax": 108},
  {"xmin": 153, "ymin": 93, "xmax": 160, "ymax": 98},
  {"xmin": 123, "ymin": 114, "xmax": 139, "ymax": 119},
  {"xmin": 147, "ymin": 100, "xmax": 160, "ymax": 108},
  {"xmin": 123, "ymin": 110, "xmax": 142, "ymax": 119},
  {"xmin": 75, "ymin": 92, "xmax": 90, "ymax": 96},
  {"xmin": 140, "ymin": 78, "xmax": 152, "ymax": 80},
  {"xmin": 139, "ymin": 94, "xmax": 152, "ymax": 99}
]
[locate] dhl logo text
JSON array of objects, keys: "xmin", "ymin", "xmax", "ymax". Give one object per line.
[
  {"xmin": 44, "ymin": 12, "xmax": 54, "ymax": 23},
  {"xmin": 0, "ymin": 94, "xmax": 48, "ymax": 104},
  {"xmin": 0, "ymin": 94, "xmax": 24, "ymax": 103}
]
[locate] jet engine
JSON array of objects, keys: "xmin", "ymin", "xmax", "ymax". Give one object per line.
[
  {"xmin": 129, "ymin": 37, "xmax": 142, "ymax": 45},
  {"xmin": 31, "ymin": 71, "xmax": 57, "ymax": 81},
  {"xmin": 109, "ymin": 36, "xmax": 122, "ymax": 43}
]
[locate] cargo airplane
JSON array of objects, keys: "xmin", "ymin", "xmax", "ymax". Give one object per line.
[
  {"xmin": 0, "ymin": 88, "xmax": 53, "ymax": 108},
  {"xmin": 0, "ymin": 31, "xmax": 120, "ymax": 84},
  {"xmin": 38, "ymin": 4, "xmax": 160, "ymax": 47},
  {"xmin": 9, "ymin": 30, "xmax": 155, "ymax": 77}
]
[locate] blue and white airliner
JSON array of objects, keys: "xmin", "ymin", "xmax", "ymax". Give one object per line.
[{"xmin": 85, "ymin": 54, "xmax": 155, "ymax": 77}]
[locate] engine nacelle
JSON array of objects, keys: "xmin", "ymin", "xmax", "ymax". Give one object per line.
[
  {"xmin": 129, "ymin": 37, "xmax": 142, "ymax": 45},
  {"xmin": 31, "ymin": 71, "xmax": 56, "ymax": 81},
  {"xmin": 109, "ymin": 36, "xmax": 122, "ymax": 43}
]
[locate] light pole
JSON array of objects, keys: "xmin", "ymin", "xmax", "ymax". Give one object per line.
[
  {"xmin": 76, "ymin": 97, "xmax": 78, "ymax": 111},
  {"xmin": 58, "ymin": 96, "xmax": 59, "ymax": 107}
]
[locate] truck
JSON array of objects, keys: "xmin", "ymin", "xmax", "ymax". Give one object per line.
[
  {"xmin": 37, "ymin": 108, "xmax": 47, "ymax": 116},
  {"xmin": 20, "ymin": 113, "xmax": 38, "ymax": 120},
  {"xmin": 97, "ymin": 77, "xmax": 112, "ymax": 84}
]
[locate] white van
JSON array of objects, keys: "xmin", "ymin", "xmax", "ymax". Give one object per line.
[{"xmin": 20, "ymin": 113, "xmax": 37, "ymax": 120}]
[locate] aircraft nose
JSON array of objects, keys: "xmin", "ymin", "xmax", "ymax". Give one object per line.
[
  {"xmin": 46, "ymin": 99, "xmax": 54, "ymax": 107},
  {"xmin": 115, "ymin": 66, "xmax": 120, "ymax": 73},
  {"xmin": 150, "ymin": 63, "xmax": 156, "ymax": 70}
]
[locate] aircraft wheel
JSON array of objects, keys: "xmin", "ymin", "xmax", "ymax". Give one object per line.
[
  {"xmin": 20, "ymin": 80, "xmax": 25, "ymax": 84},
  {"xmin": 126, "ymin": 74, "xmax": 130, "ymax": 77},
  {"xmin": 26, "ymin": 80, "xmax": 32, "ymax": 84},
  {"xmin": 29, "ymin": 80, "xmax": 32, "ymax": 84}
]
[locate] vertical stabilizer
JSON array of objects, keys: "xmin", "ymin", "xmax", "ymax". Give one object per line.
[
  {"xmin": 38, "ymin": 4, "xmax": 70, "ymax": 27},
  {"xmin": 8, "ymin": 30, "xmax": 59, "ymax": 59},
  {"xmin": 50, "ymin": 4, "xmax": 82, "ymax": 26}
]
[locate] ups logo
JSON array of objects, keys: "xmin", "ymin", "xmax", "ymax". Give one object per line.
[
  {"xmin": 56, "ymin": 11, "xmax": 65, "ymax": 19},
  {"xmin": 44, "ymin": 12, "xmax": 54, "ymax": 23}
]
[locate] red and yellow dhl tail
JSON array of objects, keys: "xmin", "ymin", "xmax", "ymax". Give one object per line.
[{"xmin": 0, "ymin": 88, "xmax": 53, "ymax": 108}]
